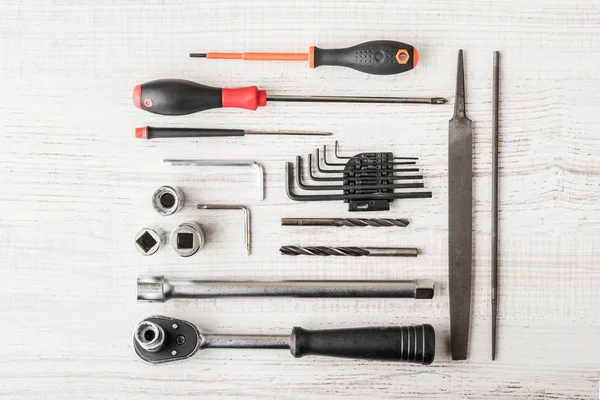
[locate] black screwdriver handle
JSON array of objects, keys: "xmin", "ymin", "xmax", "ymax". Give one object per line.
[
  {"xmin": 133, "ymin": 79, "xmax": 267, "ymax": 115},
  {"xmin": 290, "ymin": 324, "xmax": 435, "ymax": 364},
  {"xmin": 312, "ymin": 40, "xmax": 418, "ymax": 75},
  {"xmin": 136, "ymin": 126, "xmax": 245, "ymax": 139}
]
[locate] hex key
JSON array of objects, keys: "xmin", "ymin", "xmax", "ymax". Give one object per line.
[
  {"xmin": 316, "ymin": 149, "xmax": 418, "ymax": 174},
  {"xmin": 322, "ymin": 145, "xmax": 418, "ymax": 167},
  {"xmin": 164, "ymin": 159, "xmax": 264, "ymax": 201},
  {"xmin": 315, "ymin": 148, "xmax": 416, "ymax": 174},
  {"xmin": 286, "ymin": 162, "xmax": 432, "ymax": 202},
  {"xmin": 295, "ymin": 157, "xmax": 424, "ymax": 191},
  {"xmin": 334, "ymin": 140, "xmax": 418, "ymax": 161},
  {"xmin": 308, "ymin": 154, "xmax": 423, "ymax": 182},
  {"xmin": 197, "ymin": 204, "xmax": 251, "ymax": 256}
]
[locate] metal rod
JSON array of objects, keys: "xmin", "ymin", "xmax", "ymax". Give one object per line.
[
  {"xmin": 203, "ymin": 334, "xmax": 290, "ymax": 349},
  {"xmin": 197, "ymin": 204, "xmax": 251, "ymax": 255},
  {"xmin": 137, "ymin": 276, "xmax": 435, "ymax": 302},
  {"xmin": 279, "ymin": 246, "xmax": 418, "ymax": 257},
  {"xmin": 267, "ymin": 94, "xmax": 447, "ymax": 105},
  {"xmin": 281, "ymin": 218, "xmax": 409, "ymax": 227},
  {"xmin": 163, "ymin": 160, "xmax": 264, "ymax": 201},
  {"xmin": 245, "ymin": 130, "xmax": 331, "ymax": 136},
  {"xmin": 492, "ymin": 51, "xmax": 500, "ymax": 361}
]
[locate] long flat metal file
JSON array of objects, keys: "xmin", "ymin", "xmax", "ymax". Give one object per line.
[{"xmin": 448, "ymin": 49, "xmax": 473, "ymax": 361}]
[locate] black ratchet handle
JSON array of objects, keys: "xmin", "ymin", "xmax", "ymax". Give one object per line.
[{"xmin": 290, "ymin": 324, "xmax": 435, "ymax": 364}]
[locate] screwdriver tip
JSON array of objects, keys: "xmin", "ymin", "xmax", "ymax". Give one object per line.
[
  {"xmin": 432, "ymin": 97, "xmax": 447, "ymax": 104},
  {"xmin": 189, "ymin": 53, "xmax": 207, "ymax": 58}
]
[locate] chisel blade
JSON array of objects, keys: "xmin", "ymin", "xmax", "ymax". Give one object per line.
[{"xmin": 448, "ymin": 49, "xmax": 473, "ymax": 361}]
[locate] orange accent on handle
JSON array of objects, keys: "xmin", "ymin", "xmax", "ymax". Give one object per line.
[
  {"xmin": 308, "ymin": 46, "xmax": 315, "ymax": 68},
  {"xmin": 206, "ymin": 52, "xmax": 308, "ymax": 61},
  {"xmin": 206, "ymin": 52, "xmax": 243, "ymax": 59},
  {"xmin": 135, "ymin": 127, "xmax": 148, "ymax": 139},
  {"xmin": 412, "ymin": 48, "xmax": 419, "ymax": 67},
  {"xmin": 395, "ymin": 49, "xmax": 410, "ymax": 65},
  {"xmin": 133, "ymin": 85, "xmax": 142, "ymax": 109},
  {"xmin": 222, "ymin": 86, "xmax": 267, "ymax": 111},
  {"xmin": 243, "ymin": 52, "xmax": 307, "ymax": 61}
]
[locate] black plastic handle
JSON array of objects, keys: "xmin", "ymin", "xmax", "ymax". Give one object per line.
[
  {"xmin": 290, "ymin": 324, "xmax": 435, "ymax": 364},
  {"xmin": 143, "ymin": 127, "xmax": 245, "ymax": 139},
  {"xmin": 312, "ymin": 40, "xmax": 417, "ymax": 75},
  {"xmin": 136, "ymin": 79, "xmax": 222, "ymax": 115}
]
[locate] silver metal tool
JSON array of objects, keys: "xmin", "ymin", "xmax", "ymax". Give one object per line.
[
  {"xmin": 279, "ymin": 246, "xmax": 418, "ymax": 257},
  {"xmin": 448, "ymin": 49, "xmax": 473, "ymax": 361},
  {"xmin": 492, "ymin": 50, "xmax": 500, "ymax": 361},
  {"xmin": 170, "ymin": 222, "xmax": 206, "ymax": 257},
  {"xmin": 133, "ymin": 315, "xmax": 436, "ymax": 365},
  {"xmin": 134, "ymin": 226, "xmax": 165, "ymax": 256},
  {"xmin": 281, "ymin": 218, "xmax": 409, "ymax": 227},
  {"xmin": 137, "ymin": 275, "xmax": 435, "ymax": 302},
  {"xmin": 163, "ymin": 159, "xmax": 264, "ymax": 201},
  {"xmin": 197, "ymin": 204, "xmax": 251, "ymax": 256},
  {"xmin": 152, "ymin": 185, "xmax": 184, "ymax": 216},
  {"xmin": 268, "ymin": 94, "xmax": 446, "ymax": 105},
  {"xmin": 333, "ymin": 140, "xmax": 417, "ymax": 161}
]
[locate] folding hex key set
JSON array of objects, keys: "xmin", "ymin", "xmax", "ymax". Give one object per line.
[
  {"xmin": 132, "ymin": 41, "xmax": 502, "ymax": 364},
  {"xmin": 285, "ymin": 142, "xmax": 431, "ymax": 212}
]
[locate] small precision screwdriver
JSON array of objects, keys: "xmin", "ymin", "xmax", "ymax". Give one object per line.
[
  {"xmin": 133, "ymin": 79, "xmax": 446, "ymax": 116},
  {"xmin": 135, "ymin": 126, "xmax": 331, "ymax": 139},
  {"xmin": 190, "ymin": 40, "xmax": 418, "ymax": 75}
]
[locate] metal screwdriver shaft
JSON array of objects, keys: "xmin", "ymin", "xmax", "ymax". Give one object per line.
[
  {"xmin": 279, "ymin": 246, "xmax": 418, "ymax": 257},
  {"xmin": 281, "ymin": 218, "xmax": 409, "ymax": 227},
  {"xmin": 267, "ymin": 94, "xmax": 447, "ymax": 105}
]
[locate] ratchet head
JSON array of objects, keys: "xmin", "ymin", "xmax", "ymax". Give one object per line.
[
  {"xmin": 133, "ymin": 316, "xmax": 201, "ymax": 364},
  {"xmin": 137, "ymin": 275, "xmax": 171, "ymax": 302}
]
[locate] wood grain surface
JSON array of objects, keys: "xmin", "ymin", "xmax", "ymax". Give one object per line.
[{"xmin": 0, "ymin": 0, "xmax": 599, "ymax": 398}]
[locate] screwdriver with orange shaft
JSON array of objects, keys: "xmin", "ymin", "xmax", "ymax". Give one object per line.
[
  {"xmin": 133, "ymin": 79, "xmax": 446, "ymax": 116},
  {"xmin": 190, "ymin": 40, "xmax": 418, "ymax": 76}
]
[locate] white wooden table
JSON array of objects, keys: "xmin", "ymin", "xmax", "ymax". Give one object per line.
[{"xmin": 1, "ymin": 0, "xmax": 599, "ymax": 398}]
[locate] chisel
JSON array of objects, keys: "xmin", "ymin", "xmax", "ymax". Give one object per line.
[
  {"xmin": 448, "ymin": 49, "xmax": 473, "ymax": 361},
  {"xmin": 190, "ymin": 40, "xmax": 419, "ymax": 75}
]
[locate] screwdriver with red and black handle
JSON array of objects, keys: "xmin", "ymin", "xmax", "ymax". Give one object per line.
[
  {"xmin": 133, "ymin": 79, "xmax": 446, "ymax": 116},
  {"xmin": 190, "ymin": 40, "xmax": 418, "ymax": 76}
]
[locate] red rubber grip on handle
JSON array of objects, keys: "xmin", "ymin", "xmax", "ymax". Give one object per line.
[{"xmin": 222, "ymin": 86, "xmax": 267, "ymax": 110}]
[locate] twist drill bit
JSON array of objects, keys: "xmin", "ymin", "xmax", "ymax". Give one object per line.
[
  {"xmin": 281, "ymin": 218, "xmax": 409, "ymax": 227},
  {"xmin": 279, "ymin": 246, "xmax": 418, "ymax": 257}
]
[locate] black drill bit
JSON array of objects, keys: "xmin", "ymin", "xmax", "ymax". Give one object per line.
[
  {"xmin": 281, "ymin": 218, "xmax": 409, "ymax": 227},
  {"xmin": 279, "ymin": 246, "xmax": 418, "ymax": 257}
]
